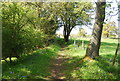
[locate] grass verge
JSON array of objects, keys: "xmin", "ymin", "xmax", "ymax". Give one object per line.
[{"xmin": 2, "ymin": 43, "xmax": 60, "ymax": 79}]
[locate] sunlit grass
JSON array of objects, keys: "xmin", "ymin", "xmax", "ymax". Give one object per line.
[
  {"xmin": 2, "ymin": 38, "xmax": 119, "ymax": 79},
  {"xmin": 2, "ymin": 44, "xmax": 60, "ymax": 79},
  {"xmin": 62, "ymin": 37, "xmax": 119, "ymax": 79}
]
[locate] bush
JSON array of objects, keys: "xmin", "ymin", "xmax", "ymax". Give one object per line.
[
  {"xmin": 2, "ymin": 25, "xmax": 48, "ymax": 62},
  {"xmin": 1, "ymin": 2, "xmax": 56, "ymax": 62}
]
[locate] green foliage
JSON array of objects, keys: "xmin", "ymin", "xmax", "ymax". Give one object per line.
[
  {"xmin": 1, "ymin": 2, "xmax": 93, "ymax": 61},
  {"xmin": 20, "ymin": 27, "xmax": 47, "ymax": 52},
  {"xmin": 102, "ymin": 21, "xmax": 118, "ymax": 38},
  {"xmin": 45, "ymin": 2, "xmax": 93, "ymax": 42},
  {"xmin": 1, "ymin": 1, "xmax": 119, "ymax": 80},
  {"xmin": 2, "ymin": 2, "xmax": 28, "ymax": 59},
  {"xmin": 78, "ymin": 28, "xmax": 87, "ymax": 37},
  {"xmin": 25, "ymin": 2, "xmax": 59, "ymax": 36},
  {"xmin": 2, "ymin": 2, "xmax": 49, "ymax": 60}
]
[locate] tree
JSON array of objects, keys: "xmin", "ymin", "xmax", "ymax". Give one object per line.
[
  {"xmin": 27, "ymin": 2, "xmax": 92, "ymax": 42},
  {"xmin": 102, "ymin": 21, "xmax": 118, "ymax": 38},
  {"xmin": 85, "ymin": 0, "xmax": 106, "ymax": 59},
  {"xmin": 56, "ymin": 2, "xmax": 92, "ymax": 42},
  {"xmin": 78, "ymin": 28, "xmax": 87, "ymax": 37},
  {"xmin": 2, "ymin": 2, "xmax": 47, "ymax": 63},
  {"xmin": 2, "ymin": 2, "xmax": 29, "ymax": 62},
  {"xmin": 25, "ymin": 2, "xmax": 59, "ymax": 41}
]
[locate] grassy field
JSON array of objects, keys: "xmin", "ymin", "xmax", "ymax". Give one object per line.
[
  {"xmin": 2, "ymin": 38, "xmax": 119, "ymax": 80},
  {"xmin": 61, "ymin": 38, "xmax": 119, "ymax": 79}
]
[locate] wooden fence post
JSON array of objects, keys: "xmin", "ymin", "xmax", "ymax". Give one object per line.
[
  {"xmin": 74, "ymin": 40, "xmax": 76, "ymax": 45},
  {"xmin": 78, "ymin": 41, "xmax": 80, "ymax": 47},
  {"xmin": 82, "ymin": 40, "xmax": 84, "ymax": 49},
  {"xmin": 112, "ymin": 43, "xmax": 119, "ymax": 65}
]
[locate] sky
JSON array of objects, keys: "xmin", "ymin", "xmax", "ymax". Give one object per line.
[{"xmin": 56, "ymin": 0, "xmax": 118, "ymax": 35}]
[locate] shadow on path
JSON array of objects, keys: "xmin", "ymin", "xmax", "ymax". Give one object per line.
[{"xmin": 47, "ymin": 47, "xmax": 70, "ymax": 81}]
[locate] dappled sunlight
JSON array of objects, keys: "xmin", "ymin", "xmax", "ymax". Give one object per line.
[
  {"xmin": 20, "ymin": 68, "xmax": 31, "ymax": 74},
  {"xmin": 2, "ymin": 1, "xmax": 119, "ymax": 80},
  {"xmin": 2, "ymin": 38, "xmax": 119, "ymax": 80},
  {"xmin": 58, "ymin": 38, "xmax": 119, "ymax": 79},
  {"xmin": 82, "ymin": 56, "xmax": 94, "ymax": 62},
  {"xmin": 2, "ymin": 43, "xmax": 60, "ymax": 79},
  {"xmin": 63, "ymin": 57, "xmax": 118, "ymax": 79}
]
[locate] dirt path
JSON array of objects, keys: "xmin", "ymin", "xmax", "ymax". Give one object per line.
[{"xmin": 48, "ymin": 48, "xmax": 69, "ymax": 81}]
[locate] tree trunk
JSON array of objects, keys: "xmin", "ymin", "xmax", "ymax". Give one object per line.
[
  {"xmin": 64, "ymin": 34, "xmax": 69, "ymax": 42},
  {"xmin": 85, "ymin": 1, "xmax": 106, "ymax": 59},
  {"xmin": 9, "ymin": 56, "xmax": 12, "ymax": 63},
  {"xmin": 63, "ymin": 23, "xmax": 71, "ymax": 42}
]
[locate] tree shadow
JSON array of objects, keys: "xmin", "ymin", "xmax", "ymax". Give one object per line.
[
  {"xmin": 60, "ymin": 39, "xmax": 119, "ymax": 79},
  {"xmin": 95, "ymin": 54, "xmax": 120, "ymax": 79},
  {"xmin": 61, "ymin": 56, "xmax": 84, "ymax": 79},
  {"xmin": 2, "ymin": 38, "xmax": 119, "ymax": 80},
  {"xmin": 62, "ymin": 54, "xmax": 119, "ymax": 79}
]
